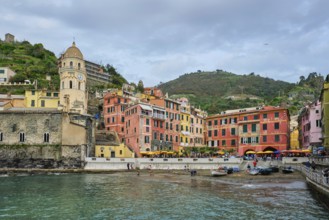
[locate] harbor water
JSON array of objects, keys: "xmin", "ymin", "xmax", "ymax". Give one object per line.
[{"xmin": 0, "ymin": 172, "xmax": 328, "ymax": 219}]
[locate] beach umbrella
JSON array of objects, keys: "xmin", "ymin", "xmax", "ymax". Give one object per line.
[
  {"xmin": 217, "ymin": 151, "xmax": 225, "ymax": 155},
  {"xmin": 302, "ymin": 149, "xmax": 311, "ymax": 153},
  {"xmin": 264, "ymin": 150, "xmax": 273, "ymax": 154},
  {"xmin": 256, "ymin": 151, "xmax": 264, "ymax": 154},
  {"xmin": 246, "ymin": 151, "xmax": 256, "ymax": 154}
]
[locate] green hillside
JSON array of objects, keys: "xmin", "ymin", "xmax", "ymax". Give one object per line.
[
  {"xmin": 0, "ymin": 40, "xmax": 59, "ymax": 93},
  {"xmin": 158, "ymin": 70, "xmax": 323, "ymax": 115},
  {"xmin": 0, "ymin": 39, "xmax": 128, "ymax": 94}
]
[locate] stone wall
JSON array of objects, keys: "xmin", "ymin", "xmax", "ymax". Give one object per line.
[
  {"xmin": 0, "ymin": 110, "xmax": 91, "ymax": 168},
  {"xmin": 0, "ymin": 145, "xmax": 85, "ymax": 168},
  {"xmin": 0, "ymin": 111, "xmax": 62, "ymax": 145}
]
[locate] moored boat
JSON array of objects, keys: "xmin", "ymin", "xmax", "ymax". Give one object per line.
[
  {"xmin": 248, "ymin": 168, "xmax": 260, "ymax": 175},
  {"xmin": 282, "ymin": 166, "xmax": 293, "ymax": 174},
  {"xmin": 211, "ymin": 169, "xmax": 228, "ymax": 177}
]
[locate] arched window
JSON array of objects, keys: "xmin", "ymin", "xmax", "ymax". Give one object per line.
[
  {"xmin": 62, "ymin": 81, "xmax": 64, "ymax": 89},
  {"xmin": 78, "ymin": 63, "xmax": 81, "ymax": 70},
  {"xmin": 78, "ymin": 82, "xmax": 81, "ymax": 90},
  {"xmin": 70, "ymin": 61, "xmax": 73, "ymax": 68},
  {"xmin": 69, "ymin": 80, "xmax": 73, "ymax": 89},
  {"xmin": 63, "ymin": 62, "xmax": 65, "ymax": 67}
]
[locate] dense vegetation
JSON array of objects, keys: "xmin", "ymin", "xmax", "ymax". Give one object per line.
[
  {"xmin": 159, "ymin": 70, "xmax": 324, "ymax": 115},
  {"xmin": 0, "ymin": 40, "xmax": 59, "ymax": 93}
]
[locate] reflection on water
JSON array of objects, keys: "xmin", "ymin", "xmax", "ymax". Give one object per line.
[{"xmin": 0, "ymin": 173, "xmax": 328, "ymax": 219}]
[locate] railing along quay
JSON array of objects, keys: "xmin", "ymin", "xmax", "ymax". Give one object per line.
[{"xmin": 294, "ymin": 164, "xmax": 329, "ymax": 188}]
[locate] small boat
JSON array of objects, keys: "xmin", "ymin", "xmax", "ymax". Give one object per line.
[
  {"xmin": 269, "ymin": 166, "xmax": 279, "ymax": 172},
  {"xmin": 282, "ymin": 166, "xmax": 294, "ymax": 174},
  {"xmin": 211, "ymin": 169, "xmax": 228, "ymax": 177},
  {"xmin": 259, "ymin": 168, "xmax": 272, "ymax": 175},
  {"xmin": 248, "ymin": 168, "xmax": 260, "ymax": 175}
]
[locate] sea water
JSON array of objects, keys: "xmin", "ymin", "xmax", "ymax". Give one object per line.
[{"xmin": 0, "ymin": 173, "xmax": 328, "ymax": 219}]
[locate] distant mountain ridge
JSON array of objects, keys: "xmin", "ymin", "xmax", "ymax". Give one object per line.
[{"xmin": 158, "ymin": 70, "xmax": 323, "ymax": 115}]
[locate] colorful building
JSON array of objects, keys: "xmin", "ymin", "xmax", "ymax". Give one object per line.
[
  {"xmin": 150, "ymin": 98, "xmax": 181, "ymax": 151},
  {"xmin": 178, "ymin": 98, "xmax": 191, "ymax": 148},
  {"xmin": 95, "ymin": 131, "xmax": 134, "ymax": 158},
  {"xmin": 206, "ymin": 106, "xmax": 290, "ymax": 156},
  {"xmin": 103, "ymin": 92, "xmax": 131, "ymax": 142},
  {"xmin": 190, "ymin": 107, "xmax": 206, "ymax": 147},
  {"xmin": 25, "ymin": 90, "xmax": 59, "ymax": 108},
  {"xmin": 290, "ymin": 128, "xmax": 299, "ymax": 150},
  {"xmin": 206, "ymin": 109, "xmax": 239, "ymax": 154},
  {"xmin": 320, "ymin": 75, "xmax": 329, "ymax": 150},
  {"xmin": 125, "ymin": 103, "xmax": 153, "ymax": 156},
  {"xmin": 150, "ymin": 105, "xmax": 166, "ymax": 151},
  {"xmin": 298, "ymin": 100, "xmax": 322, "ymax": 149}
]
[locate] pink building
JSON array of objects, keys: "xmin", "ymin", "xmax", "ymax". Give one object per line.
[
  {"xmin": 150, "ymin": 98, "xmax": 181, "ymax": 151},
  {"xmin": 298, "ymin": 100, "xmax": 322, "ymax": 149},
  {"xmin": 125, "ymin": 103, "xmax": 153, "ymax": 157}
]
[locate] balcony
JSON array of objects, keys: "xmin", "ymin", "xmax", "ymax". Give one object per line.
[{"xmin": 153, "ymin": 113, "xmax": 166, "ymax": 120}]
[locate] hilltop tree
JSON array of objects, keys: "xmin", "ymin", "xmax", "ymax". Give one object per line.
[{"xmin": 137, "ymin": 80, "xmax": 144, "ymax": 93}]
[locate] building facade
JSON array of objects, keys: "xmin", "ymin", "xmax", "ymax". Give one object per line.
[
  {"xmin": 298, "ymin": 100, "xmax": 322, "ymax": 149},
  {"xmin": 206, "ymin": 106, "xmax": 290, "ymax": 155},
  {"xmin": 150, "ymin": 98, "xmax": 181, "ymax": 151},
  {"xmin": 0, "ymin": 67, "xmax": 16, "ymax": 83},
  {"xmin": 25, "ymin": 90, "xmax": 59, "ymax": 108},
  {"xmin": 320, "ymin": 75, "xmax": 329, "ymax": 150},
  {"xmin": 95, "ymin": 131, "xmax": 134, "ymax": 158},
  {"xmin": 103, "ymin": 92, "xmax": 131, "ymax": 142},
  {"xmin": 125, "ymin": 103, "xmax": 153, "ymax": 156}
]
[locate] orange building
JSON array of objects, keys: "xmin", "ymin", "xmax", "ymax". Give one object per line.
[
  {"xmin": 103, "ymin": 92, "xmax": 131, "ymax": 142},
  {"xmin": 206, "ymin": 106, "xmax": 290, "ymax": 156}
]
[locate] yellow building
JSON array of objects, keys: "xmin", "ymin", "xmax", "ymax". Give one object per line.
[
  {"xmin": 95, "ymin": 131, "xmax": 134, "ymax": 158},
  {"xmin": 25, "ymin": 90, "xmax": 59, "ymax": 108},
  {"xmin": 179, "ymin": 98, "xmax": 191, "ymax": 148},
  {"xmin": 290, "ymin": 128, "xmax": 299, "ymax": 150}
]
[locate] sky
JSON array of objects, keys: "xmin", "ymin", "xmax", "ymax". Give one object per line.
[{"xmin": 1, "ymin": 0, "xmax": 329, "ymax": 87}]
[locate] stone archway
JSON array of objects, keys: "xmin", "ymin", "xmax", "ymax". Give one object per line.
[{"xmin": 263, "ymin": 146, "xmax": 277, "ymax": 152}]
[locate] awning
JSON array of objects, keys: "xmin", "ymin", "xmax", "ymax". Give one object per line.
[{"xmin": 140, "ymin": 104, "xmax": 153, "ymax": 111}]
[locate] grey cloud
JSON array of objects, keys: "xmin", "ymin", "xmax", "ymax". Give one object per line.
[{"xmin": 0, "ymin": 0, "xmax": 329, "ymax": 86}]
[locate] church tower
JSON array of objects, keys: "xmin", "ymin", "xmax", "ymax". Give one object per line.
[{"xmin": 58, "ymin": 42, "xmax": 87, "ymax": 114}]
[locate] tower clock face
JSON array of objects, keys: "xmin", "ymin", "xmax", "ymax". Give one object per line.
[{"xmin": 77, "ymin": 74, "xmax": 83, "ymax": 81}]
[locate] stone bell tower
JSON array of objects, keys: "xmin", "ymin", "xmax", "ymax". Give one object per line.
[{"xmin": 58, "ymin": 42, "xmax": 87, "ymax": 114}]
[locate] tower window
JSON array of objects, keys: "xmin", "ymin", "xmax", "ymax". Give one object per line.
[
  {"xmin": 78, "ymin": 63, "xmax": 81, "ymax": 70},
  {"xmin": 44, "ymin": 133, "xmax": 50, "ymax": 143},
  {"xmin": 62, "ymin": 81, "xmax": 64, "ymax": 89},
  {"xmin": 78, "ymin": 82, "xmax": 81, "ymax": 90},
  {"xmin": 19, "ymin": 132, "xmax": 25, "ymax": 142},
  {"xmin": 70, "ymin": 61, "xmax": 73, "ymax": 68},
  {"xmin": 69, "ymin": 81, "xmax": 73, "ymax": 89}
]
